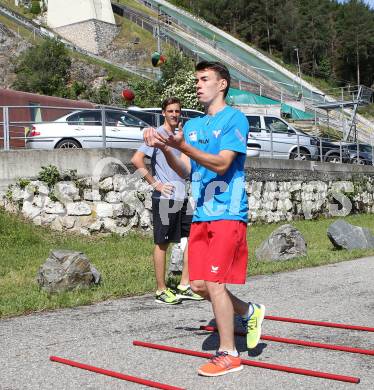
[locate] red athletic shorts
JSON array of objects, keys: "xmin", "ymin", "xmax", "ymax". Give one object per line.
[{"xmin": 188, "ymin": 220, "xmax": 248, "ymax": 284}]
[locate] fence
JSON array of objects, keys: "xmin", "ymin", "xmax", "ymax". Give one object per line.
[{"xmin": 1, "ymin": 105, "xmax": 373, "ymax": 166}]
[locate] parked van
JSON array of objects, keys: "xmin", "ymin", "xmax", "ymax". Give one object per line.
[{"xmin": 245, "ymin": 114, "xmax": 319, "ymax": 160}]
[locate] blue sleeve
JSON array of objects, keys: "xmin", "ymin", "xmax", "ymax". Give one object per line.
[
  {"xmin": 183, "ymin": 119, "xmax": 193, "ymax": 146},
  {"xmin": 220, "ymin": 111, "xmax": 249, "ymax": 154},
  {"xmin": 138, "ymin": 143, "xmax": 154, "ymax": 158}
]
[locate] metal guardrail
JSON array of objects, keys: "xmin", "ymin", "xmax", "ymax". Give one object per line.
[{"xmin": 1, "ymin": 105, "xmax": 373, "ymax": 166}]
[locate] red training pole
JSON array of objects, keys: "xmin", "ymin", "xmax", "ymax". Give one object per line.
[
  {"xmin": 133, "ymin": 340, "xmax": 360, "ymax": 384},
  {"xmin": 50, "ymin": 356, "xmax": 185, "ymax": 390},
  {"xmin": 200, "ymin": 325, "xmax": 374, "ymax": 356},
  {"xmin": 265, "ymin": 315, "xmax": 374, "ymax": 332}
]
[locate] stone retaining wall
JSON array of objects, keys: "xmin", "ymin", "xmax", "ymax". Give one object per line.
[
  {"xmin": 54, "ymin": 19, "xmax": 119, "ymax": 54},
  {"xmin": 0, "ymin": 173, "xmax": 153, "ymax": 236},
  {"xmin": 1, "ymin": 167, "xmax": 374, "ymax": 235},
  {"xmin": 1, "ymin": 149, "xmax": 374, "ymax": 234}
]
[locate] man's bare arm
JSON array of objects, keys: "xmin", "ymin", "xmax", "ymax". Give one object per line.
[
  {"xmin": 161, "ymin": 146, "xmax": 191, "ymax": 179},
  {"xmin": 130, "ymin": 150, "xmax": 174, "ymax": 196}
]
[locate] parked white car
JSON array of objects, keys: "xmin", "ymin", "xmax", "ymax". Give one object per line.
[
  {"xmin": 246, "ymin": 114, "xmax": 319, "ymax": 160},
  {"xmin": 25, "ymin": 109, "xmax": 148, "ymax": 149}
]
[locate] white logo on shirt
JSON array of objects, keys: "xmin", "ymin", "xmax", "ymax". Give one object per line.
[
  {"xmin": 189, "ymin": 131, "xmax": 197, "ymax": 141},
  {"xmin": 211, "ymin": 265, "xmax": 219, "ymax": 274},
  {"xmin": 213, "ymin": 129, "xmax": 221, "ymax": 138}
]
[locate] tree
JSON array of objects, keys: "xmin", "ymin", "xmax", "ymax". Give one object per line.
[
  {"xmin": 162, "ymin": 70, "xmax": 200, "ymax": 109},
  {"xmin": 336, "ymin": 0, "xmax": 374, "ymax": 86},
  {"xmin": 13, "ymin": 38, "xmax": 71, "ymax": 96},
  {"xmin": 129, "ymin": 78, "xmax": 161, "ymax": 107},
  {"xmin": 157, "ymin": 49, "xmax": 200, "ymax": 109},
  {"xmin": 168, "ymin": 0, "xmax": 374, "ymax": 88},
  {"xmin": 130, "ymin": 49, "xmax": 201, "ymax": 109},
  {"xmin": 30, "ymin": 1, "xmax": 41, "ymax": 15}
]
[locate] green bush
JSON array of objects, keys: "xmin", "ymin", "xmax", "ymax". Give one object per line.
[
  {"xmin": 30, "ymin": 1, "xmax": 41, "ymax": 15},
  {"xmin": 13, "ymin": 38, "xmax": 71, "ymax": 97},
  {"xmin": 37, "ymin": 165, "xmax": 61, "ymax": 188}
]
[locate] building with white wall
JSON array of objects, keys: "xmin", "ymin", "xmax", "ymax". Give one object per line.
[
  {"xmin": 46, "ymin": 0, "xmax": 118, "ymax": 54},
  {"xmin": 47, "ymin": 0, "xmax": 115, "ymax": 28}
]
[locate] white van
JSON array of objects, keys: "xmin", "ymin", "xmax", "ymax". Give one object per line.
[{"xmin": 245, "ymin": 114, "xmax": 319, "ymax": 160}]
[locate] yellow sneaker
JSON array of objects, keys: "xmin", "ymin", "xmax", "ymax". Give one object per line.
[
  {"xmin": 243, "ymin": 303, "xmax": 265, "ymax": 349},
  {"xmin": 176, "ymin": 285, "xmax": 204, "ymax": 301},
  {"xmin": 155, "ymin": 288, "xmax": 181, "ymax": 305}
]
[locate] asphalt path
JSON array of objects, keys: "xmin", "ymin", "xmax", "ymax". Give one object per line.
[{"xmin": 1, "ymin": 257, "xmax": 373, "ymax": 390}]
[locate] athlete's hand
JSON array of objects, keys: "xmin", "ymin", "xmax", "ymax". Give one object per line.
[
  {"xmin": 143, "ymin": 127, "xmax": 163, "ymax": 148},
  {"xmin": 153, "ymin": 181, "xmax": 174, "ymax": 196},
  {"xmin": 155, "ymin": 122, "xmax": 186, "ymax": 150}
]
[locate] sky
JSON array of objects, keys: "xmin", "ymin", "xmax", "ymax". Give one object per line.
[{"xmin": 337, "ymin": 0, "xmax": 374, "ymax": 8}]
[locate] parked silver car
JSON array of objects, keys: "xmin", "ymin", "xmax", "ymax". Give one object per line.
[
  {"xmin": 25, "ymin": 109, "xmax": 148, "ymax": 149},
  {"xmin": 246, "ymin": 114, "xmax": 319, "ymax": 160}
]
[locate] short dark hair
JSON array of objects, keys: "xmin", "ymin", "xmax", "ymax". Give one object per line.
[
  {"xmin": 161, "ymin": 97, "xmax": 181, "ymax": 111},
  {"xmin": 195, "ymin": 61, "xmax": 231, "ymax": 97}
]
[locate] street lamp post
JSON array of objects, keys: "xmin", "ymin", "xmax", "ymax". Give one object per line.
[{"xmin": 294, "ymin": 47, "xmax": 303, "ymax": 99}]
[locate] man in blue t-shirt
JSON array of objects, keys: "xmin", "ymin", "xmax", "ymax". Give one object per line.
[{"xmin": 144, "ymin": 62, "xmax": 265, "ymax": 377}]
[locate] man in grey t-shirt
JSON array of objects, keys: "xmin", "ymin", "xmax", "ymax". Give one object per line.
[{"xmin": 131, "ymin": 97, "xmax": 203, "ymax": 305}]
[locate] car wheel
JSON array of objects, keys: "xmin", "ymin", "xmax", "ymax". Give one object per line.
[
  {"xmin": 351, "ymin": 157, "xmax": 366, "ymax": 165},
  {"xmin": 55, "ymin": 139, "xmax": 81, "ymax": 149},
  {"xmin": 290, "ymin": 149, "xmax": 310, "ymax": 161},
  {"xmin": 325, "ymin": 154, "xmax": 341, "ymax": 163}
]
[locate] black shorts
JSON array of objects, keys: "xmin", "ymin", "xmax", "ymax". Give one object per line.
[{"xmin": 152, "ymin": 197, "xmax": 193, "ymax": 245}]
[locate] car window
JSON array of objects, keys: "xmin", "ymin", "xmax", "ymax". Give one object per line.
[
  {"xmin": 246, "ymin": 116, "xmax": 261, "ymax": 132},
  {"xmin": 346, "ymin": 144, "xmax": 372, "ymax": 153},
  {"xmin": 122, "ymin": 113, "xmax": 148, "ymax": 127},
  {"xmin": 128, "ymin": 110, "xmax": 158, "ymax": 127},
  {"xmin": 67, "ymin": 111, "xmax": 101, "ymax": 126},
  {"xmin": 67, "ymin": 113, "xmax": 81, "ymax": 125},
  {"xmin": 264, "ymin": 117, "xmax": 289, "ymax": 133},
  {"xmin": 105, "ymin": 111, "xmax": 146, "ymax": 127},
  {"xmin": 181, "ymin": 110, "xmax": 202, "ymax": 119},
  {"xmin": 359, "ymin": 144, "xmax": 372, "ymax": 153},
  {"xmin": 106, "ymin": 111, "xmax": 121, "ymax": 126}
]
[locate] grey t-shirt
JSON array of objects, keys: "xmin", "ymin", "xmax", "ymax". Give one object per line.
[{"xmin": 138, "ymin": 126, "xmax": 187, "ymax": 200}]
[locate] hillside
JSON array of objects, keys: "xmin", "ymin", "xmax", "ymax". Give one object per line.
[
  {"xmin": 169, "ymin": 0, "xmax": 374, "ymax": 89},
  {"xmin": 0, "ymin": 18, "xmax": 30, "ymax": 87},
  {"xmin": 0, "ymin": 1, "xmax": 161, "ymax": 103}
]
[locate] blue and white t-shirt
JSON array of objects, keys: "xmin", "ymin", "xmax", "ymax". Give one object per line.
[
  {"xmin": 184, "ymin": 106, "xmax": 249, "ymax": 222},
  {"xmin": 138, "ymin": 126, "xmax": 187, "ymax": 201}
]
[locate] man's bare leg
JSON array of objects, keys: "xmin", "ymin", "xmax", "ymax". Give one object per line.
[
  {"xmin": 206, "ymin": 281, "xmax": 235, "ymax": 352},
  {"xmin": 177, "ymin": 244, "xmax": 204, "ymax": 300},
  {"xmin": 153, "ymin": 243, "xmax": 169, "ymax": 291},
  {"xmin": 227, "ymin": 290, "xmax": 250, "ymax": 316},
  {"xmin": 180, "ymin": 242, "xmax": 190, "ymax": 286}
]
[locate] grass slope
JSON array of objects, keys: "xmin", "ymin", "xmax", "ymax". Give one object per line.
[{"xmin": 1, "ymin": 209, "xmax": 374, "ymax": 318}]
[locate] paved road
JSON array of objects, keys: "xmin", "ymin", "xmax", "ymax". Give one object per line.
[{"xmin": 1, "ymin": 257, "xmax": 373, "ymax": 390}]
